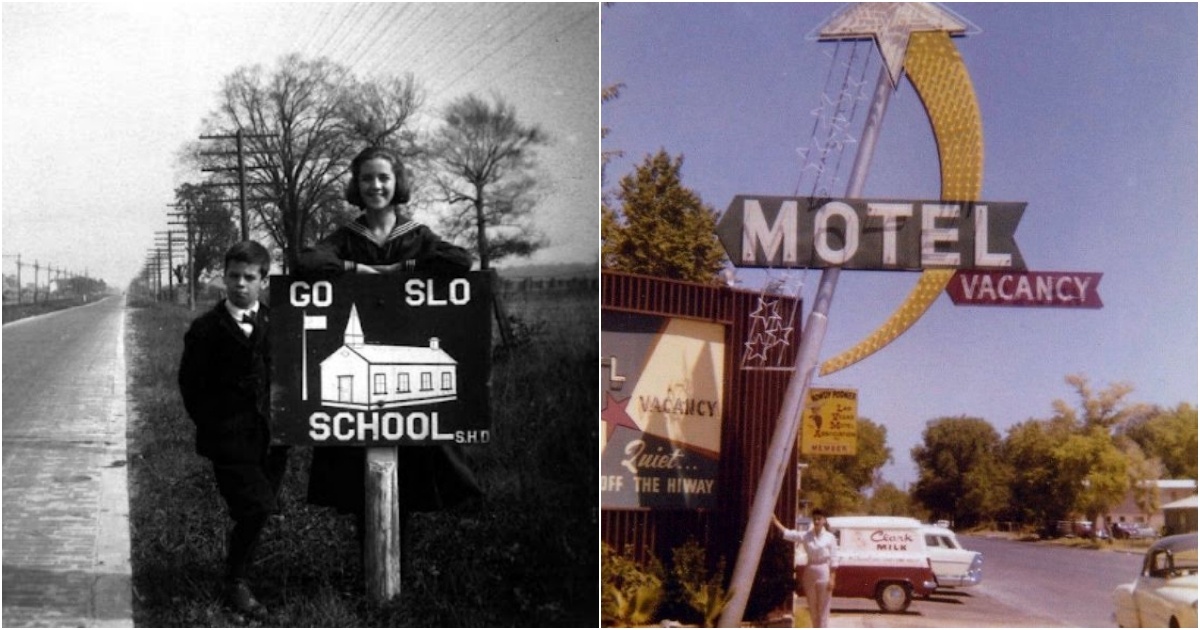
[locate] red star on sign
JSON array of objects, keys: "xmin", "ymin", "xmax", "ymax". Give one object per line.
[{"xmin": 601, "ymin": 391, "xmax": 639, "ymax": 441}]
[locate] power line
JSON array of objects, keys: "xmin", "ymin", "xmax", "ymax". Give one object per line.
[
  {"xmin": 344, "ymin": 4, "xmax": 414, "ymax": 75},
  {"xmin": 417, "ymin": 4, "xmax": 525, "ymax": 87},
  {"xmin": 323, "ymin": 6, "xmax": 379, "ymax": 65},
  {"xmin": 366, "ymin": 4, "xmax": 476, "ymax": 79},
  {"xmin": 295, "ymin": 4, "xmax": 336, "ymax": 57},
  {"xmin": 453, "ymin": 6, "xmax": 595, "ymax": 95},
  {"xmin": 337, "ymin": 4, "xmax": 396, "ymax": 71},
  {"xmin": 428, "ymin": 6, "xmax": 560, "ymax": 102},
  {"xmin": 309, "ymin": 6, "xmax": 356, "ymax": 61}
]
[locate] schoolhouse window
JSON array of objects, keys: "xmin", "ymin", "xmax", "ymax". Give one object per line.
[
  {"xmin": 421, "ymin": 372, "xmax": 433, "ymax": 391},
  {"xmin": 374, "ymin": 373, "xmax": 386, "ymax": 395},
  {"xmin": 397, "ymin": 372, "xmax": 410, "ymax": 393},
  {"xmin": 442, "ymin": 372, "xmax": 453, "ymax": 390}
]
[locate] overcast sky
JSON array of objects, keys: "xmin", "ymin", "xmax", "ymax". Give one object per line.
[
  {"xmin": 2, "ymin": 3, "xmax": 598, "ymax": 288},
  {"xmin": 603, "ymin": 2, "xmax": 1198, "ymax": 486}
]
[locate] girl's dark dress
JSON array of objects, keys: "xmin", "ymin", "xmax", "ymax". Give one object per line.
[{"xmin": 297, "ymin": 214, "xmax": 482, "ymax": 514}]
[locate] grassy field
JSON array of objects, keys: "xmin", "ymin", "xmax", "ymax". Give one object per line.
[{"xmin": 125, "ymin": 285, "xmax": 597, "ymax": 627}]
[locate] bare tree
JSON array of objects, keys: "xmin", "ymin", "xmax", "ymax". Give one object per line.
[
  {"xmin": 196, "ymin": 55, "xmax": 424, "ymax": 268},
  {"xmin": 174, "ymin": 183, "xmax": 239, "ymax": 287},
  {"xmin": 429, "ymin": 93, "xmax": 548, "ymax": 270}
]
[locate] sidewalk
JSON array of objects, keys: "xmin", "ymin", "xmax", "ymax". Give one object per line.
[{"xmin": 2, "ymin": 301, "xmax": 134, "ymax": 627}]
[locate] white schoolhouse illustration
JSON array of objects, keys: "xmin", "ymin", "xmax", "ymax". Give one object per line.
[{"xmin": 318, "ymin": 303, "xmax": 459, "ymax": 410}]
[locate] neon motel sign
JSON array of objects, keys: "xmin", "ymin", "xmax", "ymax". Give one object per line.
[{"xmin": 715, "ymin": 195, "xmax": 1025, "ymax": 271}]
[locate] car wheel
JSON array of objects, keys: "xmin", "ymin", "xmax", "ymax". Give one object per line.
[{"xmin": 875, "ymin": 582, "xmax": 912, "ymax": 613}]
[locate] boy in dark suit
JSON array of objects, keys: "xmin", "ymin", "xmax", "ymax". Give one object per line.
[{"xmin": 178, "ymin": 240, "xmax": 289, "ymax": 618}]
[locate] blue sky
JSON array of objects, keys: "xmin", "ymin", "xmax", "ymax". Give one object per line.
[
  {"xmin": 3, "ymin": 3, "xmax": 597, "ymax": 287},
  {"xmin": 602, "ymin": 3, "xmax": 1198, "ymax": 486}
]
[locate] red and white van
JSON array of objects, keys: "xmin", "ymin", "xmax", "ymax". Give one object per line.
[{"xmin": 804, "ymin": 516, "xmax": 939, "ymax": 612}]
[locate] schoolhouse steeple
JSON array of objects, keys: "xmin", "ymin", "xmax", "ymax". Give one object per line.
[{"xmin": 344, "ymin": 303, "xmax": 364, "ymax": 347}]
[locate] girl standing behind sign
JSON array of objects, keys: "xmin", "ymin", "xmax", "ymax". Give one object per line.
[{"xmin": 297, "ymin": 145, "xmax": 482, "ymax": 568}]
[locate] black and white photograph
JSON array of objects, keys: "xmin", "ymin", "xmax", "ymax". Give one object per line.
[{"xmin": 3, "ymin": 3, "xmax": 597, "ymax": 627}]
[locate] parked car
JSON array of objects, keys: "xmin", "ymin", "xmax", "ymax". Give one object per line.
[
  {"xmin": 822, "ymin": 516, "xmax": 939, "ymax": 613},
  {"xmin": 1056, "ymin": 520, "xmax": 1095, "ymax": 538},
  {"xmin": 1112, "ymin": 533, "xmax": 1197, "ymax": 628},
  {"xmin": 921, "ymin": 524, "xmax": 983, "ymax": 588},
  {"xmin": 1113, "ymin": 522, "xmax": 1160, "ymax": 540}
]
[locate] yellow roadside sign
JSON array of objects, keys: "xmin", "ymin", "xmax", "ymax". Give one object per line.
[{"xmin": 799, "ymin": 388, "xmax": 857, "ymax": 456}]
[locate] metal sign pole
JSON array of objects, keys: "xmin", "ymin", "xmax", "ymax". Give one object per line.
[{"xmin": 718, "ymin": 63, "xmax": 894, "ymax": 627}]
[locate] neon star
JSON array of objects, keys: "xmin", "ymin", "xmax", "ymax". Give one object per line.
[
  {"xmin": 743, "ymin": 333, "xmax": 769, "ymax": 364},
  {"xmin": 817, "ymin": 3, "xmax": 974, "ymax": 88}
]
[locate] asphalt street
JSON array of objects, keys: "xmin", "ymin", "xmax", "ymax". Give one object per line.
[
  {"xmin": 2, "ymin": 296, "xmax": 133, "ymax": 627},
  {"xmin": 791, "ymin": 534, "xmax": 1146, "ymax": 627}
]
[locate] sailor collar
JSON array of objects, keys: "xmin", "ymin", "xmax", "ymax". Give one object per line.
[{"xmin": 345, "ymin": 215, "xmax": 422, "ymax": 248}]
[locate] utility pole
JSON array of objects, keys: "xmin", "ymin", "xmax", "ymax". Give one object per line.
[
  {"xmin": 2, "ymin": 254, "xmax": 19, "ymax": 304},
  {"xmin": 32, "ymin": 260, "xmax": 40, "ymax": 304},
  {"xmin": 146, "ymin": 251, "xmax": 163, "ymax": 302},
  {"xmin": 155, "ymin": 230, "xmax": 181, "ymax": 303},
  {"xmin": 168, "ymin": 205, "xmax": 198, "ymax": 310},
  {"xmin": 169, "ymin": 202, "xmax": 224, "ymax": 311},
  {"xmin": 199, "ymin": 130, "xmax": 278, "ymax": 241}
]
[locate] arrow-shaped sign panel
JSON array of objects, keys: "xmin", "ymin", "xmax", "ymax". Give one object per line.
[
  {"xmin": 946, "ymin": 270, "xmax": 1103, "ymax": 308},
  {"xmin": 716, "ymin": 196, "xmax": 1025, "ymax": 271}
]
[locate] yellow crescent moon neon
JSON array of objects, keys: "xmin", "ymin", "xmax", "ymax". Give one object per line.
[{"xmin": 820, "ymin": 28, "xmax": 983, "ymax": 376}]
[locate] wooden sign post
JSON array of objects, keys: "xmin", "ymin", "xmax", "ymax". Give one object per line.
[{"xmin": 365, "ymin": 447, "xmax": 401, "ymax": 600}]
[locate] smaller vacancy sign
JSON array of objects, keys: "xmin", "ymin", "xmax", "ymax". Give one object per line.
[
  {"xmin": 800, "ymin": 388, "xmax": 858, "ymax": 456},
  {"xmin": 946, "ymin": 270, "xmax": 1103, "ymax": 308},
  {"xmin": 601, "ymin": 310, "xmax": 725, "ymax": 510},
  {"xmin": 270, "ymin": 274, "xmax": 492, "ymax": 447}
]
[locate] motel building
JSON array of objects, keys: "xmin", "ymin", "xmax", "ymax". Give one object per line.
[
  {"xmin": 319, "ymin": 303, "xmax": 458, "ymax": 410},
  {"xmin": 1101, "ymin": 479, "xmax": 1198, "ymax": 534}
]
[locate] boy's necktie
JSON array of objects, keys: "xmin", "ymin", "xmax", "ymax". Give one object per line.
[{"xmin": 240, "ymin": 312, "xmax": 256, "ymax": 336}]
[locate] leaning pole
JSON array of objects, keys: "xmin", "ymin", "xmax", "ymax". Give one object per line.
[
  {"xmin": 717, "ymin": 62, "xmax": 894, "ymax": 630},
  {"xmin": 717, "ymin": 4, "xmax": 970, "ymax": 625}
]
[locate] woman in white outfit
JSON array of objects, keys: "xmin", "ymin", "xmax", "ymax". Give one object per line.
[{"xmin": 773, "ymin": 509, "xmax": 839, "ymax": 627}]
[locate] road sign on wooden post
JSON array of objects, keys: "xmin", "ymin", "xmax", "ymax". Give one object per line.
[{"xmin": 270, "ymin": 273, "xmax": 493, "ymax": 601}]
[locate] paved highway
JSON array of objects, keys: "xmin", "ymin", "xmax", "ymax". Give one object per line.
[
  {"xmin": 2, "ymin": 296, "xmax": 133, "ymax": 627},
  {"xmin": 821, "ymin": 534, "xmax": 1145, "ymax": 627},
  {"xmin": 960, "ymin": 535, "xmax": 1144, "ymax": 627}
]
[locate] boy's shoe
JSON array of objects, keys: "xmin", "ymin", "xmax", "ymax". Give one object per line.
[{"xmin": 225, "ymin": 578, "xmax": 268, "ymax": 619}]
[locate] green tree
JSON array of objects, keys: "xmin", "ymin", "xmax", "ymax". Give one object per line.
[
  {"xmin": 800, "ymin": 417, "xmax": 892, "ymax": 515},
  {"xmin": 1051, "ymin": 374, "xmax": 1149, "ymax": 522},
  {"xmin": 1003, "ymin": 375, "xmax": 1158, "ymax": 531},
  {"xmin": 1054, "ymin": 426, "xmax": 1129, "ymax": 523},
  {"xmin": 912, "ymin": 417, "xmax": 1011, "ymax": 527},
  {"xmin": 864, "ymin": 481, "xmax": 918, "ymax": 517},
  {"xmin": 1117, "ymin": 436, "xmax": 1165, "ymax": 518},
  {"xmin": 429, "ymin": 92, "xmax": 548, "ymax": 270},
  {"xmin": 1003, "ymin": 418, "xmax": 1076, "ymax": 527},
  {"xmin": 605, "ymin": 150, "xmax": 726, "ymax": 283},
  {"xmin": 1052, "ymin": 373, "xmax": 1151, "ymax": 431},
  {"xmin": 1122, "ymin": 403, "xmax": 1198, "ymax": 481}
]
